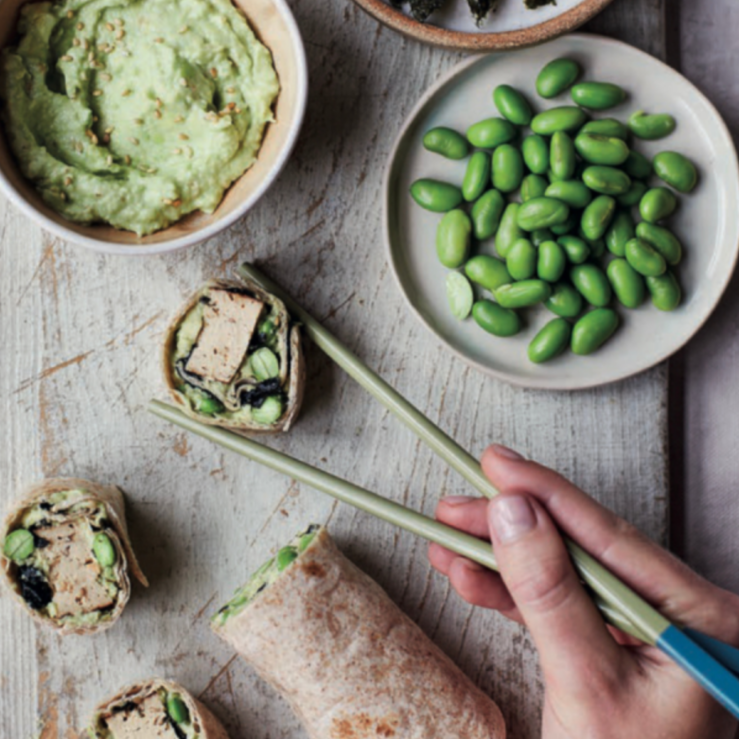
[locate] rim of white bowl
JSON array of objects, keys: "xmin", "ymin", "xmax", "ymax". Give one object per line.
[
  {"xmin": 383, "ymin": 34, "xmax": 739, "ymax": 390},
  {"xmin": 0, "ymin": 0, "xmax": 309, "ymax": 257}
]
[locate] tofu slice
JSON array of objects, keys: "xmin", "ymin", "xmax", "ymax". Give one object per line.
[
  {"xmin": 105, "ymin": 694, "xmax": 180, "ymax": 739},
  {"xmin": 185, "ymin": 289, "xmax": 264, "ymax": 384},
  {"xmin": 36, "ymin": 519, "xmax": 115, "ymax": 618}
]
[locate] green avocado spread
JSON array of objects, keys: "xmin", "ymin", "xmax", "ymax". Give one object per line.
[{"xmin": 0, "ymin": 0, "xmax": 279, "ymax": 236}]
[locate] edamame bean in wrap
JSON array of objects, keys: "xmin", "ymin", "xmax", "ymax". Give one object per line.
[
  {"xmin": 163, "ymin": 277, "xmax": 304, "ymax": 434},
  {"xmin": 213, "ymin": 526, "xmax": 506, "ymax": 739},
  {"xmin": 87, "ymin": 678, "xmax": 230, "ymax": 739},
  {"xmin": 0, "ymin": 478, "xmax": 147, "ymax": 635}
]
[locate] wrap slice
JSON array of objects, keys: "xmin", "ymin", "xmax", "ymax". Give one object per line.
[
  {"xmin": 212, "ymin": 526, "xmax": 506, "ymax": 738},
  {"xmin": 1, "ymin": 477, "xmax": 147, "ymax": 635},
  {"xmin": 87, "ymin": 678, "xmax": 230, "ymax": 739},
  {"xmin": 163, "ymin": 277, "xmax": 305, "ymax": 435}
]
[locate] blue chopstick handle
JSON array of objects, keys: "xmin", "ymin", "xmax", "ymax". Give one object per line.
[
  {"xmin": 658, "ymin": 626, "xmax": 739, "ymax": 719},
  {"xmin": 684, "ymin": 628, "xmax": 739, "ymax": 678}
]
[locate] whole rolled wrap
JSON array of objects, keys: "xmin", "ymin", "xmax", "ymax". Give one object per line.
[
  {"xmin": 212, "ymin": 527, "xmax": 506, "ymax": 738},
  {"xmin": 86, "ymin": 678, "xmax": 230, "ymax": 739},
  {"xmin": 0, "ymin": 478, "xmax": 147, "ymax": 635},
  {"xmin": 163, "ymin": 276, "xmax": 305, "ymax": 435}
]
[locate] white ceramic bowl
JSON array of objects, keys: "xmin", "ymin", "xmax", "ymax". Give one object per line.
[
  {"xmin": 0, "ymin": 0, "xmax": 308, "ymax": 256},
  {"xmin": 385, "ymin": 34, "xmax": 739, "ymax": 390}
]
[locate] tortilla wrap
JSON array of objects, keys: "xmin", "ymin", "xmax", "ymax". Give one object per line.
[
  {"xmin": 1, "ymin": 477, "xmax": 147, "ymax": 635},
  {"xmin": 213, "ymin": 527, "xmax": 506, "ymax": 738},
  {"xmin": 87, "ymin": 678, "xmax": 230, "ymax": 739},
  {"xmin": 163, "ymin": 277, "xmax": 305, "ymax": 435}
]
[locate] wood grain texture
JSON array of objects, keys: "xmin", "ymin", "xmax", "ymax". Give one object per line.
[{"xmin": 0, "ymin": 0, "xmax": 667, "ymax": 738}]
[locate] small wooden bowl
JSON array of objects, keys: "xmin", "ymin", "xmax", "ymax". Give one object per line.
[
  {"xmin": 351, "ymin": 0, "xmax": 615, "ymax": 51},
  {"xmin": 0, "ymin": 0, "xmax": 307, "ymax": 255}
]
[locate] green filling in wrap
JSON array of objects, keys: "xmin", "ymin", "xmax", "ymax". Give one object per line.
[{"xmin": 212, "ymin": 524, "xmax": 320, "ymax": 627}]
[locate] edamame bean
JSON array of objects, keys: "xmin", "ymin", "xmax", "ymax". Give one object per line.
[
  {"xmin": 462, "ymin": 151, "xmax": 491, "ymax": 202},
  {"xmin": 3, "ymin": 529, "xmax": 34, "ymax": 562},
  {"xmin": 545, "ymin": 282, "xmax": 583, "ymax": 318},
  {"xmin": 472, "ymin": 300, "xmax": 521, "ymax": 337},
  {"xmin": 506, "ymin": 238, "xmax": 537, "ymax": 280},
  {"xmin": 557, "ymin": 235, "xmax": 590, "ymax": 264},
  {"xmin": 92, "ymin": 533, "xmax": 116, "ymax": 567},
  {"xmin": 628, "ymin": 110, "xmax": 676, "ymax": 140},
  {"xmin": 495, "ymin": 203, "xmax": 523, "ymax": 258},
  {"xmin": 639, "ymin": 187, "xmax": 678, "ymax": 223},
  {"xmin": 471, "ymin": 189, "xmax": 505, "ymax": 239},
  {"xmin": 653, "ymin": 151, "xmax": 698, "ymax": 193},
  {"xmin": 167, "ymin": 696, "xmax": 190, "ymax": 725},
  {"xmin": 605, "ymin": 210, "xmax": 635, "ymax": 257},
  {"xmin": 580, "ymin": 232, "xmax": 606, "ymax": 259},
  {"xmin": 410, "ymin": 178, "xmax": 463, "ymax": 212},
  {"xmin": 580, "ymin": 118, "xmax": 629, "ymax": 140},
  {"xmin": 623, "ymin": 150, "xmax": 652, "ymax": 180},
  {"xmin": 635, "ymin": 222, "xmax": 682, "ymax": 266},
  {"xmin": 531, "ymin": 106, "xmax": 588, "ymax": 135},
  {"xmin": 277, "ymin": 546, "xmax": 299, "ymax": 571},
  {"xmin": 607, "ymin": 258, "xmax": 645, "ymax": 309},
  {"xmin": 549, "ymin": 131, "xmax": 576, "ymax": 181},
  {"xmin": 516, "ymin": 197, "xmax": 570, "ymax": 231},
  {"xmin": 574, "ymin": 133, "xmax": 629, "ymax": 166},
  {"xmin": 536, "ymin": 58, "xmax": 581, "ymax": 99},
  {"xmin": 521, "ymin": 174, "xmax": 549, "ymax": 202},
  {"xmin": 495, "ymin": 280, "xmax": 552, "ymax": 309},
  {"xmin": 436, "ymin": 209, "xmax": 471, "ymax": 268},
  {"xmin": 522, "ymin": 134, "xmax": 549, "ymax": 175},
  {"xmin": 528, "ymin": 318, "xmax": 572, "ymax": 363},
  {"xmin": 550, "ymin": 214, "xmax": 578, "ymax": 236},
  {"xmin": 253, "ymin": 396, "xmax": 284, "ymax": 424},
  {"xmin": 646, "ymin": 271, "xmax": 682, "ymax": 311},
  {"xmin": 446, "ymin": 272, "xmax": 474, "ymax": 320},
  {"xmin": 531, "ymin": 228, "xmax": 554, "ymax": 247},
  {"xmin": 422, "ymin": 127, "xmax": 469, "ymax": 160},
  {"xmin": 466, "ymin": 117, "xmax": 518, "ymax": 148},
  {"xmin": 194, "ymin": 394, "xmax": 225, "ymax": 415},
  {"xmin": 571, "ymin": 82, "xmax": 627, "ymax": 111},
  {"xmin": 537, "ymin": 240, "xmax": 567, "ymax": 283},
  {"xmin": 492, "ymin": 144, "xmax": 524, "ymax": 193},
  {"xmin": 570, "ymin": 264, "xmax": 612, "ymax": 307},
  {"xmin": 571, "ymin": 309, "xmax": 619, "ymax": 355},
  {"xmin": 544, "ymin": 180, "xmax": 593, "ymax": 209},
  {"xmin": 493, "ymin": 84, "xmax": 533, "ymax": 126},
  {"xmin": 582, "ymin": 166, "xmax": 632, "ymax": 195},
  {"xmin": 625, "ymin": 238, "xmax": 667, "ymax": 277},
  {"xmin": 581, "ymin": 195, "xmax": 616, "ymax": 240},
  {"xmin": 465, "ymin": 255, "xmax": 512, "ymax": 292},
  {"xmin": 249, "ymin": 348, "xmax": 279, "ymax": 381},
  {"xmin": 617, "ymin": 180, "xmax": 647, "ymax": 207}
]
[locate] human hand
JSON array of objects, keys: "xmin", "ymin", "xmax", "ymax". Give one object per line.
[{"xmin": 428, "ymin": 444, "xmax": 739, "ymax": 739}]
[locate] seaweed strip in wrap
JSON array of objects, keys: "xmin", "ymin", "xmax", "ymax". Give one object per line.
[
  {"xmin": 87, "ymin": 678, "xmax": 230, "ymax": 739},
  {"xmin": 0, "ymin": 478, "xmax": 147, "ymax": 635},
  {"xmin": 213, "ymin": 527, "xmax": 506, "ymax": 738},
  {"xmin": 163, "ymin": 277, "xmax": 305, "ymax": 436},
  {"xmin": 409, "ymin": 0, "xmax": 445, "ymax": 22}
]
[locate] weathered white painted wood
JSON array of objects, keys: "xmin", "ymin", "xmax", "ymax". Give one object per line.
[{"xmin": 0, "ymin": 1, "xmax": 667, "ymax": 738}]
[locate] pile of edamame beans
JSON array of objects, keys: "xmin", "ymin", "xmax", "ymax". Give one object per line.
[{"xmin": 411, "ymin": 57, "xmax": 697, "ymax": 364}]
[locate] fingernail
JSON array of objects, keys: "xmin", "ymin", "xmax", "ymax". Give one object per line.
[
  {"xmin": 443, "ymin": 495, "xmax": 477, "ymax": 506},
  {"xmin": 490, "ymin": 444, "xmax": 525, "ymax": 461},
  {"xmin": 489, "ymin": 495, "xmax": 536, "ymax": 544}
]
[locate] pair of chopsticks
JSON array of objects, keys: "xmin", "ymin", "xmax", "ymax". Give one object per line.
[{"xmin": 149, "ymin": 262, "xmax": 739, "ymax": 718}]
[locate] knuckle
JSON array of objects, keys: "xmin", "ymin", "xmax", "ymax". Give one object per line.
[{"xmin": 507, "ymin": 555, "xmax": 575, "ymax": 616}]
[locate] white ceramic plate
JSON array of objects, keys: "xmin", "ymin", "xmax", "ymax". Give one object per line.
[{"xmin": 385, "ymin": 34, "xmax": 739, "ymax": 390}]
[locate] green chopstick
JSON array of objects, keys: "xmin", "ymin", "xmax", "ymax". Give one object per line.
[
  {"xmin": 148, "ymin": 399, "xmax": 646, "ymax": 642},
  {"xmin": 237, "ymin": 262, "xmax": 668, "ymax": 646}
]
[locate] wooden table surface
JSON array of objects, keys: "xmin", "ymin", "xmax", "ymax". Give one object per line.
[{"xmin": 0, "ymin": 1, "xmax": 671, "ymax": 738}]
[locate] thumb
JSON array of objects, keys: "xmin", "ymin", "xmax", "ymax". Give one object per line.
[{"xmin": 487, "ymin": 493, "xmax": 622, "ymax": 682}]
